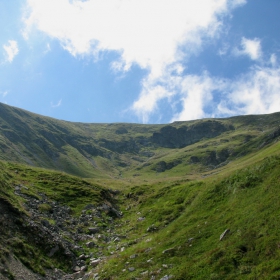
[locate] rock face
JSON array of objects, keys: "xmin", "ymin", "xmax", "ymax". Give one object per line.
[
  {"xmin": 151, "ymin": 121, "xmax": 234, "ymax": 148},
  {"xmin": 152, "ymin": 159, "xmax": 182, "ymax": 172}
]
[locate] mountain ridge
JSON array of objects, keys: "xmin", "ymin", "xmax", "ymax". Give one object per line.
[{"xmin": 1, "ymin": 102, "xmax": 280, "ymax": 180}]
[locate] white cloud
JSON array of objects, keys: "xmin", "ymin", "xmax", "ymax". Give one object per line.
[
  {"xmin": 167, "ymin": 62, "xmax": 280, "ymax": 120},
  {"xmin": 23, "ymin": 0, "xmax": 247, "ymax": 122},
  {"xmin": 3, "ymin": 40, "xmax": 19, "ymax": 63},
  {"xmin": 234, "ymin": 37, "xmax": 262, "ymax": 61},
  {"xmin": 51, "ymin": 99, "xmax": 62, "ymax": 108},
  {"xmin": 171, "ymin": 73, "xmax": 224, "ymax": 121},
  {"xmin": 219, "ymin": 66, "xmax": 280, "ymax": 116},
  {"xmin": 24, "ymin": 0, "xmax": 246, "ymax": 78},
  {"xmin": 133, "ymin": 69, "xmax": 227, "ymax": 122}
]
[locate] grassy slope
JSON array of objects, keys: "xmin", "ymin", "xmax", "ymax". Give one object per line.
[
  {"xmin": 0, "ymin": 161, "xmax": 118, "ymax": 276},
  {"xmin": 96, "ymin": 141, "xmax": 280, "ymax": 280},
  {"xmin": 1, "ymin": 102, "xmax": 280, "ymax": 181},
  {"xmin": 1, "ymin": 103, "xmax": 280, "ymax": 278}
]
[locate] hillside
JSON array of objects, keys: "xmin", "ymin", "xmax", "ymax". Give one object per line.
[
  {"xmin": 1, "ymin": 102, "xmax": 280, "ymax": 179},
  {"xmin": 0, "ymin": 103, "xmax": 280, "ymax": 279}
]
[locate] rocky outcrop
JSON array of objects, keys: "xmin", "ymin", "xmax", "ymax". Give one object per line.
[
  {"xmin": 189, "ymin": 149, "xmax": 231, "ymax": 168},
  {"xmin": 152, "ymin": 159, "xmax": 182, "ymax": 172},
  {"xmin": 152, "ymin": 121, "xmax": 234, "ymax": 148}
]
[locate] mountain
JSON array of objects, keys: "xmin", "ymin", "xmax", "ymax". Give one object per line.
[
  {"xmin": 0, "ymin": 102, "xmax": 280, "ymax": 279},
  {"xmin": 1, "ymin": 102, "xmax": 280, "ymax": 179}
]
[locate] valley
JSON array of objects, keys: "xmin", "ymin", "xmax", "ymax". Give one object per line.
[{"xmin": 0, "ymin": 102, "xmax": 280, "ymax": 279}]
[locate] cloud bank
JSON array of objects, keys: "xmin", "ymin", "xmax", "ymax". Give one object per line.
[{"xmin": 23, "ymin": 0, "xmax": 280, "ymax": 123}]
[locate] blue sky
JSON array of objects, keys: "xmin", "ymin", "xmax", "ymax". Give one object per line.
[{"xmin": 1, "ymin": 0, "xmax": 280, "ymax": 124}]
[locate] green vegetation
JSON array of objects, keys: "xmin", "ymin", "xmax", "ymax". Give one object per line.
[
  {"xmin": 98, "ymin": 152, "xmax": 280, "ymax": 279},
  {"xmin": 0, "ymin": 102, "xmax": 280, "ymax": 278}
]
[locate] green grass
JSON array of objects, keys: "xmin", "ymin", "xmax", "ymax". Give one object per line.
[
  {"xmin": 97, "ymin": 153, "xmax": 280, "ymax": 279},
  {"xmin": 0, "ymin": 160, "xmax": 120, "ymax": 275}
]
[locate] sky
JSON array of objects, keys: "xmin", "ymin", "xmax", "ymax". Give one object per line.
[{"xmin": 1, "ymin": 0, "xmax": 280, "ymax": 124}]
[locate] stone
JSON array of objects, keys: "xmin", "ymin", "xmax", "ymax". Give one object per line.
[
  {"xmin": 78, "ymin": 254, "xmax": 86, "ymax": 260},
  {"xmin": 86, "ymin": 241, "xmax": 95, "ymax": 248},
  {"xmin": 113, "ymin": 237, "xmax": 121, "ymax": 242},
  {"xmin": 82, "ymin": 273, "xmax": 91, "ymax": 280},
  {"xmin": 220, "ymin": 229, "xmax": 230, "ymax": 241},
  {"xmin": 147, "ymin": 224, "xmax": 158, "ymax": 232},
  {"xmin": 88, "ymin": 227, "xmax": 100, "ymax": 234},
  {"xmin": 73, "ymin": 270, "xmax": 85, "ymax": 279},
  {"xmin": 162, "ymin": 247, "xmax": 176, "ymax": 255},
  {"xmin": 160, "ymin": 275, "xmax": 174, "ymax": 280},
  {"xmin": 73, "ymin": 266, "xmax": 81, "ymax": 272},
  {"xmin": 90, "ymin": 259, "xmax": 101, "ymax": 267},
  {"xmin": 128, "ymin": 267, "xmax": 135, "ymax": 272},
  {"xmin": 80, "ymin": 265, "xmax": 87, "ymax": 272},
  {"xmin": 141, "ymin": 271, "xmax": 149, "ymax": 276}
]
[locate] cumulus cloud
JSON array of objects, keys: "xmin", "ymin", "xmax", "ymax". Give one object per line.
[
  {"xmin": 24, "ymin": 0, "xmax": 249, "ymax": 122},
  {"xmin": 171, "ymin": 63, "xmax": 280, "ymax": 121},
  {"xmin": 24, "ymin": 0, "xmax": 246, "ymax": 77},
  {"xmin": 3, "ymin": 40, "xmax": 19, "ymax": 63},
  {"xmin": 171, "ymin": 73, "xmax": 225, "ymax": 121},
  {"xmin": 234, "ymin": 37, "xmax": 262, "ymax": 61},
  {"xmin": 220, "ymin": 65, "xmax": 280, "ymax": 116},
  {"xmin": 133, "ymin": 71, "xmax": 224, "ymax": 122}
]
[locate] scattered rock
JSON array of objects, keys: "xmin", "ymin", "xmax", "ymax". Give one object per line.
[{"xmin": 147, "ymin": 224, "xmax": 158, "ymax": 232}]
